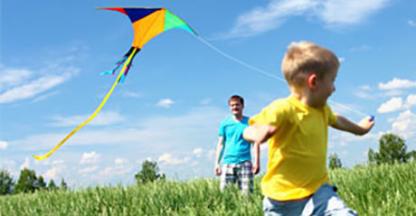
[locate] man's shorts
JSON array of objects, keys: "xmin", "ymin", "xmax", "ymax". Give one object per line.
[{"xmin": 220, "ymin": 160, "xmax": 253, "ymax": 194}]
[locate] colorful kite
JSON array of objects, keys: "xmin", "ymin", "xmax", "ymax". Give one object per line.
[{"xmin": 34, "ymin": 7, "xmax": 197, "ymax": 160}]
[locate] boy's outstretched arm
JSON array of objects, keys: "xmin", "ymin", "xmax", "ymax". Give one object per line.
[
  {"xmin": 214, "ymin": 137, "xmax": 224, "ymax": 176},
  {"xmin": 243, "ymin": 125, "xmax": 277, "ymax": 144},
  {"xmin": 331, "ymin": 115, "xmax": 375, "ymax": 135}
]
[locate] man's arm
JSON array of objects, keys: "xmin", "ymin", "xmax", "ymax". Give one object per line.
[
  {"xmin": 243, "ymin": 125, "xmax": 277, "ymax": 144},
  {"xmin": 331, "ymin": 115, "xmax": 375, "ymax": 135},
  {"xmin": 252, "ymin": 142, "xmax": 260, "ymax": 175},
  {"xmin": 214, "ymin": 137, "xmax": 224, "ymax": 176}
]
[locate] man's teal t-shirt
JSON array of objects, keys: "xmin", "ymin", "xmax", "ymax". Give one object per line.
[{"xmin": 218, "ymin": 116, "xmax": 251, "ymax": 164}]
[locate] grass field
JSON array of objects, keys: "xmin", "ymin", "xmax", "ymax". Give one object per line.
[{"xmin": 1, "ymin": 162, "xmax": 415, "ymax": 215}]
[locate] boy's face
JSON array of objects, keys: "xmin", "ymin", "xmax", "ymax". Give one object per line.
[
  {"xmin": 314, "ymin": 69, "xmax": 337, "ymax": 106},
  {"xmin": 229, "ymin": 99, "xmax": 244, "ymax": 116}
]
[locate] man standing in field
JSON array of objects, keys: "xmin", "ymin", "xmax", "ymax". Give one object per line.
[{"xmin": 214, "ymin": 95, "xmax": 260, "ymax": 194}]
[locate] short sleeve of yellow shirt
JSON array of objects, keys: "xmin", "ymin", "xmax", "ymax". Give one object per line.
[
  {"xmin": 250, "ymin": 96, "xmax": 337, "ymax": 201},
  {"xmin": 249, "ymin": 99, "xmax": 289, "ymax": 127}
]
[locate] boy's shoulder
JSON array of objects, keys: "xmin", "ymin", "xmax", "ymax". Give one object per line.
[{"xmin": 264, "ymin": 97, "xmax": 294, "ymax": 111}]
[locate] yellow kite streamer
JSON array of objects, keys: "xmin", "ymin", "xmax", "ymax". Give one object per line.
[{"xmin": 33, "ymin": 48, "xmax": 138, "ymax": 160}]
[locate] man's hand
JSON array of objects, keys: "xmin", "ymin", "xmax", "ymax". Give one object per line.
[
  {"xmin": 215, "ymin": 164, "xmax": 222, "ymax": 176},
  {"xmin": 252, "ymin": 162, "xmax": 260, "ymax": 175}
]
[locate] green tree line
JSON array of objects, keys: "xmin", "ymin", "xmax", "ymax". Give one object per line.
[
  {"xmin": 329, "ymin": 133, "xmax": 416, "ymax": 169},
  {"xmin": 0, "ymin": 160, "xmax": 164, "ymax": 196},
  {"xmin": 0, "ymin": 168, "xmax": 67, "ymax": 195}
]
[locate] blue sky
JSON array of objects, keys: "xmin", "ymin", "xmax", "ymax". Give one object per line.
[{"xmin": 1, "ymin": 0, "xmax": 415, "ymax": 187}]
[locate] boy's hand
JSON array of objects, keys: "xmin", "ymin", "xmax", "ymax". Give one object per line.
[
  {"xmin": 332, "ymin": 115, "xmax": 375, "ymax": 135},
  {"xmin": 215, "ymin": 164, "xmax": 222, "ymax": 176},
  {"xmin": 252, "ymin": 163, "xmax": 260, "ymax": 175},
  {"xmin": 358, "ymin": 116, "xmax": 375, "ymax": 134}
]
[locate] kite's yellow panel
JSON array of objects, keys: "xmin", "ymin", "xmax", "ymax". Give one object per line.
[{"xmin": 132, "ymin": 10, "xmax": 165, "ymax": 48}]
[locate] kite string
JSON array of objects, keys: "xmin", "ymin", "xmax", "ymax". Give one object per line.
[
  {"xmin": 33, "ymin": 48, "xmax": 139, "ymax": 160},
  {"xmin": 193, "ymin": 35, "xmax": 368, "ymax": 118}
]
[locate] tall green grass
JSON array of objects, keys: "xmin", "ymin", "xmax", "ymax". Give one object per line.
[
  {"xmin": 1, "ymin": 163, "xmax": 415, "ymax": 215},
  {"xmin": 330, "ymin": 162, "xmax": 416, "ymax": 215}
]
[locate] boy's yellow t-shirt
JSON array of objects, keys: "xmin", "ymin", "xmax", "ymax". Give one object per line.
[{"xmin": 249, "ymin": 96, "xmax": 337, "ymax": 201}]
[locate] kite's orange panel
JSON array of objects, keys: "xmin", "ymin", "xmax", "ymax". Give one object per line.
[{"xmin": 132, "ymin": 10, "xmax": 165, "ymax": 48}]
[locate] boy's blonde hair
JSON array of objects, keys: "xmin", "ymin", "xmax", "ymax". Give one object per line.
[{"xmin": 281, "ymin": 41, "xmax": 339, "ymax": 87}]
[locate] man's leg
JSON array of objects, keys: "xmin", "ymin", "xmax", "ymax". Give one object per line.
[
  {"xmin": 238, "ymin": 161, "xmax": 254, "ymax": 194},
  {"xmin": 220, "ymin": 164, "xmax": 237, "ymax": 191}
]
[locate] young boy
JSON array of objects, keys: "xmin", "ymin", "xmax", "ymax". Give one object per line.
[
  {"xmin": 215, "ymin": 95, "xmax": 260, "ymax": 194},
  {"xmin": 244, "ymin": 41, "xmax": 374, "ymax": 215}
]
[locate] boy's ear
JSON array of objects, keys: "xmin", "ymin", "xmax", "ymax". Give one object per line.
[{"xmin": 307, "ymin": 73, "xmax": 318, "ymax": 89}]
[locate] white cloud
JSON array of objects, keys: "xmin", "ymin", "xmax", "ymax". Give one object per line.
[
  {"xmin": 43, "ymin": 166, "xmax": 63, "ymax": 180},
  {"xmin": 405, "ymin": 94, "xmax": 416, "ymax": 108},
  {"xmin": 20, "ymin": 157, "xmax": 31, "ymax": 170},
  {"xmin": 10, "ymin": 106, "xmax": 226, "ymax": 176},
  {"xmin": 100, "ymin": 166, "xmax": 131, "ymax": 177},
  {"xmin": 378, "ymin": 78, "xmax": 416, "ymax": 90},
  {"xmin": 206, "ymin": 149, "xmax": 216, "ymax": 160},
  {"xmin": 80, "ymin": 152, "xmax": 101, "ymax": 165},
  {"xmin": 384, "ymin": 89, "xmax": 404, "ymax": 97},
  {"xmin": 0, "ymin": 67, "xmax": 32, "ymax": 89},
  {"xmin": 100, "ymin": 160, "xmax": 132, "ymax": 177},
  {"xmin": 377, "ymin": 97, "xmax": 403, "ymax": 113},
  {"xmin": 329, "ymin": 100, "xmax": 365, "ymax": 116},
  {"xmin": 0, "ymin": 159, "xmax": 17, "ymax": 176},
  {"xmin": 52, "ymin": 160, "xmax": 65, "ymax": 165},
  {"xmin": 50, "ymin": 111, "xmax": 125, "ymax": 127},
  {"xmin": 115, "ymin": 158, "xmax": 127, "ymax": 165},
  {"xmin": 156, "ymin": 98, "xmax": 175, "ymax": 108},
  {"xmin": 0, "ymin": 66, "xmax": 78, "ymax": 104},
  {"xmin": 0, "ymin": 75, "xmax": 66, "ymax": 103},
  {"xmin": 226, "ymin": 0, "xmax": 318, "ymax": 37},
  {"xmin": 360, "ymin": 85, "xmax": 371, "ymax": 91},
  {"xmin": 224, "ymin": 0, "xmax": 389, "ymax": 38},
  {"xmin": 0, "ymin": 140, "xmax": 8, "ymax": 150},
  {"xmin": 158, "ymin": 153, "xmax": 189, "ymax": 165},
  {"xmin": 329, "ymin": 129, "xmax": 379, "ymax": 148},
  {"xmin": 319, "ymin": 0, "xmax": 389, "ymax": 25},
  {"xmin": 408, "ymin": 20, "xmax": 416, "ymax": 27},
  {"xmin": 32, "ymin": 91, "xmax": 60, "ymax": 103},
  {"xmin": 79, "ymin": 166, "xmax": 99, "ymax": 175},
  {"xmin": 391, "ymin": 110, "xmax": 416, "ymax": 140},
  {"xmin": 354, "ymin": 85, "xmax": 374, "ymax": 99},
  {"xmin": 192, "ymin": 148, "xmax": 203, "ymax": 157}
]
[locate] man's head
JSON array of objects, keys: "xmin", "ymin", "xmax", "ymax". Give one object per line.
[
  {"xmin": 281, "ymin": 41, "xmax": 339, "ymax": 88},
  {"xmin": 228, "ymin": 95, "xmax": 244, "ymax": 117}
]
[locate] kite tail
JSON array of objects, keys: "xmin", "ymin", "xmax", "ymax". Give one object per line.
[
  {"xmin": 33, "ymin": 47, "xmax": 139, "ymax": 160},
  {"xmin": 118, "ymin": 47, "xmax": 139, "ymax": 83},
  {"xmin": 119, "ymin": 62, "xmax": 133, "ymax": 84},
  {"xmin": 100, "ymin": 56, "xmax": 128, "ymax": 76}
]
